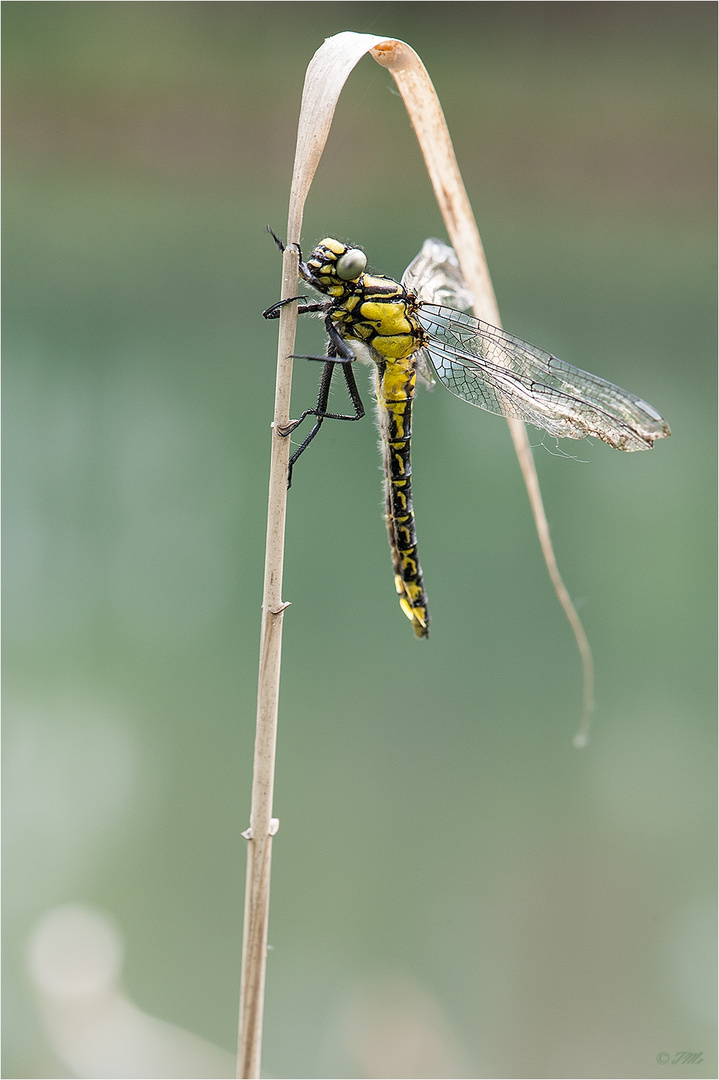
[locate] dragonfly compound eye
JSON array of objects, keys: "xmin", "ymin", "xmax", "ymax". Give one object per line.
[{"xmin": 335, "ymin": 247, "xmax": 367, "ymax": 281}]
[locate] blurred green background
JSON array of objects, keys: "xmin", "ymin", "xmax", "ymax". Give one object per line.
[{"xmin": 3, "ymin": 3, "xmax": 716, "ymax": 1077}]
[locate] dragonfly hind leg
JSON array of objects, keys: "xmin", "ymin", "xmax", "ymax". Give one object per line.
[{"xmin": 280, "ymin": 349, "xmax": 365, "ymax": 488}]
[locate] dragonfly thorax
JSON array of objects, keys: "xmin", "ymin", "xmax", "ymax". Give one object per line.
[{"xmin": 301, "ymin": 239, "xmax": 426, "ymax": 365}]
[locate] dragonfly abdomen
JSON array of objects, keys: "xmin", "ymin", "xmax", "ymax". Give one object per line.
[{"xmin": 375, "ymin": 359, "xmax": 429, "ymax": 638}]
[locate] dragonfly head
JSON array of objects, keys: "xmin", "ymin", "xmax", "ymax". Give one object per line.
[{"xmin": 302, "ymin": 238, "xmax": 367, "ymax": 297}]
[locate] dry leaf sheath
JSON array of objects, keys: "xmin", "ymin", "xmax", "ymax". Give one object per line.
[{"xmin": 236, "ymin": 30, "xmax": 633, "ymax": 1077}]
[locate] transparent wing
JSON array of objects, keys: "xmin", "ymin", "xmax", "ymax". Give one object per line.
[
  {"xmin": 418, "ymin": 304, "xmax": 671, "ymax": 451},
  {"xmin": 403, "ymin": 239, "xmax": 475, "ymax": 390},
  {"xmin": 402, "ymin": 238, "xmax": 475, "ymax": 311}
]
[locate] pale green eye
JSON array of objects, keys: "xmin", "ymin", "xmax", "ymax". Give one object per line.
[{"xmin": 336, "ymin": 248, "xmax": 367, "ymax": 281}]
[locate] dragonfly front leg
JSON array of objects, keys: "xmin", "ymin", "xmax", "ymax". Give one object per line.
[{"xmin": 262, "ymin": 296, "xmax": 328, "ymax": 320}]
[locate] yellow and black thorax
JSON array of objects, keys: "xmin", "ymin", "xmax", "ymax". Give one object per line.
[{"xmin": 300, "ymin": 237, "xmax": 426, "ymax": 366}]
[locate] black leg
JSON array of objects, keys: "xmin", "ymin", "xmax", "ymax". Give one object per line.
[
  {"xmin": 262, "ymin": 297, "xmax": 329, "ymax": 320},
  {"xmin": 263, "ymin": 264, "xmax": 367, "ymax": 487},
  {"xmin": 265, "ymin": 226, "xmax": 303, "ymax": 265},
  {"xmin": 266, "ymin": 226, "xmax": 285, "ymax": 252},
  {"xmin": 281, "ymin": 344, "xmax": 366, "ymax": 488}
]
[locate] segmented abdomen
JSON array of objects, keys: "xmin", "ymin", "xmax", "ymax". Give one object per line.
[{"xmin": 375, "ymin": 359, "xmax": 430, "ymax": 638}]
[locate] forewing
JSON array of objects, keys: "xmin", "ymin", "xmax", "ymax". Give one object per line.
[
  {"xmin": 418, "ymin": 305, "xmax": 671, "ymax": 451},
  {"xmin": 403, "ymin": 239, "xmax": 476, "ymax": 390},
  {"xmin": 402, "ymin": 239, "xmax": 475, "ymax": 311}
]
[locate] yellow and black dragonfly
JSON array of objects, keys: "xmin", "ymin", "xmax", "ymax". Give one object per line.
[{"xmin": 263, "ymin": 234, "xmax": 670, "ymax": 638}]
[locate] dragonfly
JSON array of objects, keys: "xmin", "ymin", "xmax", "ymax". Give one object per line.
[{"xmin": 263, "ymin": 234, "xmax": 670, "ymax": 638}]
